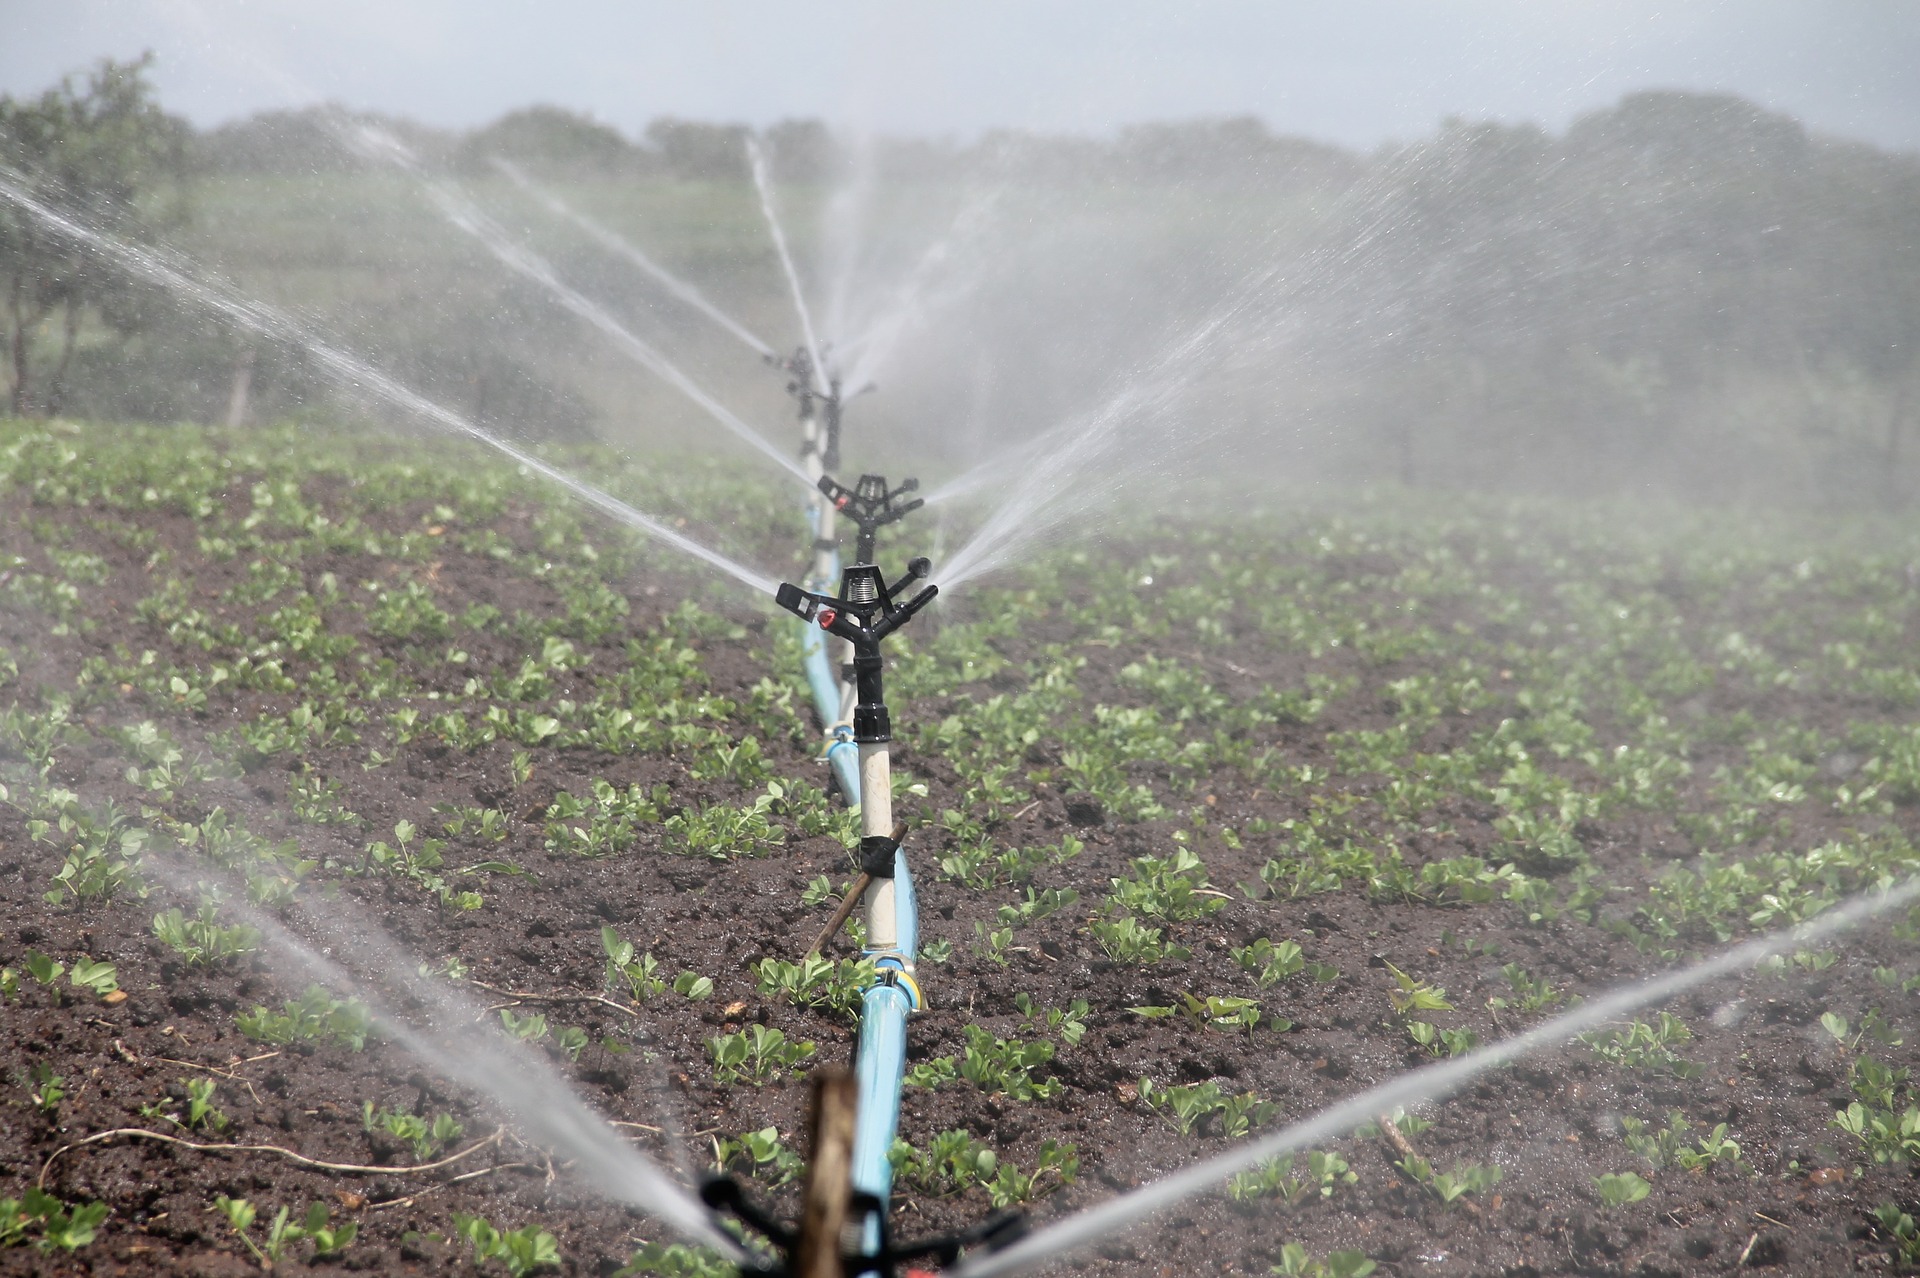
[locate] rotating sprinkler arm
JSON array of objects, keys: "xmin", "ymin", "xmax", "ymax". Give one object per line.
[{"xmin": 818, "ymin": 473, "xmax": 925, "ymax": 566}]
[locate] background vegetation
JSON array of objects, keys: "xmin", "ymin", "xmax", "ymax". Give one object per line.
[{"xmin": 2, "ymin": 58, "xmax": 1918, "ymax": 508}]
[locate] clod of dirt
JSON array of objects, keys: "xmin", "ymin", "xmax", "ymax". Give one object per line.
[{"xmin": 1063, "ymin": 794, "xmax": 1106, "ymax": 826}]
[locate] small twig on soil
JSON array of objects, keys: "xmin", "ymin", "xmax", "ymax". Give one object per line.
[
  {"xmin": 370, "ymin": 1161, "xmax": 542, "ymax": 1211},
  {"xmin": 608, "ymin": 1120, "xmax": 665, "ymax": 1134},
  {"xmin": 1752, "ymin": 1212, "xmax": 1788, "ymax": 1229},
  {"xmin": 1009, "ymin": 800, "xmax": 1042, "ymax": 822},
  {"xmin": 1375, "ymin": 1112, "xmax": 1482, "ymax": 1220},
  {"xmin": 463, "ymin": 979, "xmax": 637, "ymax": 1018},
  {"xmin": 452, "ymin": 1161, "xmax": 537, "ymax": 1184},
  {"xmin": 39, "ymin": 1126, "xmax": 503, "ymax": 1190},
  {"xmin": 1738, "ymin": 1232, "xmax": 1760, "ymax": 1266}
]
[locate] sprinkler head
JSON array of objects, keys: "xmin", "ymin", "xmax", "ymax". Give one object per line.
[
  {"xmin": 774, "ymin": 558, "xmax": 937, "ymax": 743},
  {"xmin": 818, "ymin": 472, "xmax": 924, "ymax": 564}
]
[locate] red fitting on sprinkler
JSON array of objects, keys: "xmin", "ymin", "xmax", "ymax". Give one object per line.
[{"xmin": 816, "ymin": 607, "xmax": 838, "ymax": 629}]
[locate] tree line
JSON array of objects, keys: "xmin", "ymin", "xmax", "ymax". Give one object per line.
[{"xmin": 3, "ymin": 56, "xmax": 1917, "ymax": 506}]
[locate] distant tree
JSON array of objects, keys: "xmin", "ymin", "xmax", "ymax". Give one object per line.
[
  {"xmin": 0, "ymin": 54, "xmax": 190, "ymax": 417},
  {"xmin": 762, "ymin": 118, "xmax": 838, "ymax": 183},
  {"xmin": 459, "ymin": 106, "xmax": 643, "ymax": 175},
  {"xmin": 644, "ymin": 118, "xmax": 751, "ymax": 181}
]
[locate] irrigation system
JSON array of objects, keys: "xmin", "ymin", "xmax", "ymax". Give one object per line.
[{"xmin": 15, "ymin": 121, "xmax": 1920, "ymax": 1278}]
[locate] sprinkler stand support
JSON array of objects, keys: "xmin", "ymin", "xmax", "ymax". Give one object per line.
[{"xmin": 774, "ymin": 557, "xmax": 936, "ymax": 1261}]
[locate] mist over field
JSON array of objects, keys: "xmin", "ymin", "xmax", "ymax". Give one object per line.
[
  {"xmin": 4, "ymin": 13, "xmax": 1920, "ymax": 1278},
  {"xmin": 6, "ymin": 52, "xmax": 1919, "ymax": 512}
]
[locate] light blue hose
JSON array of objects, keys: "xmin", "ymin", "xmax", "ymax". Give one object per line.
[{"xmin": 796, "ymin": 502, "xmax": 918, "ymax": 1267}]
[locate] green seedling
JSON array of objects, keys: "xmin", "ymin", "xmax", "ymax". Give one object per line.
[
  {"xmin": 1228, "ymin": 1151, "xmax": 1357, "ymax": 1206},
  {"xmin": 618, "ymin": 1242, "xmax": 738, "ymax": 1278},
  {"xmin": 236, "ymin": 985, "xmax": 375, "ymax": 1051},
  {"xmin": 1593, "ymin": 1171, "xmax": 1652, "ymax": 1209},
  {"xmin": 1488, "ymin": 962, "xmax": 1561, "ymax": 1013},
  {"xmin": 25, "ymin": 952, "xmax": 65, "ymax": 986},
  {"xmin": 1620, "ymin": 1110, "xmax": 1745, "ymax": 1172},
  {"xmin": 363, "ymin": 1103, "xmax": 465, "ymax": 1161},
  {"xmin": 1269, "ymin": 1243, "xmax": 1377, "ymax": 1278},
  {"xmin": 1382, "ymin": 961, "xmax": 1453, "ymax": 1015},
  {"xmin": 1013, "ymin": 992, "xmax": 1090, "ymax": 1045},
  {"xmin": 25, "ymin": 1065, "xmax": 65, "ymax": 1117},
  {"xmin": 498, "ymin": 1008, "xmax": 549, "ymax": 1044},
  {"xmin": 974, "ymin": 921, "xmax": 1015, "ymax": 965},
  {"xmin": 1109, "ymin": 848, "xmax": 1226, "ymax": 921},
  {"xmin": 617, "ymin": 1242, "xmax": 739, "ymax": 1277},
  {"xmin": 755, "ymin": 955, "xmax": 873, "ymax": 1018},
  {"xmin": 452, "ymin": 1212, "xmax": 560, "ymax": 1277},
  {"xmin": 1090, "ymin": 916, "xmax": 1188, "ymax": 964},
  {"xmin": 151, "ymin": 1077, "xmax": 228, "ymax": 1133},
  {"xmin": 1399, "ymin": 1156, "xmax": 1502, "ymax": 1209},
  {"xmin": 1233, "ymin": 937, "xmax": 1304, "ymax": 987},
  {"xmin": 1137, "ymin": 1077, "xmax": 1275, "ymax": 1137},
  {"xmin": 153, "ymin": 903, "xmax": 259, "ymax": 966},
  {"xmin": 601, "ymin": 927, "xmax": 666, "ymax": 1002},
  {"xmin": 1870, "ymin": 1204, "xmax": 1920, "ymax": 1267},
  {"xmin": 711, "ymin": 1126, "xmax": 806, "ymax": 1187},
  {"xmin": 0, "ymin": 1188, "xmax": 109, "ymax": 1253},
  {"xmin": 889, "ymin": 1130, "xmax": 1078, "ymax": 1207},
  {"xmin": 708, "ymin": 1026, "xmax": 815, "ymax": 1084},
  {"xmin": 1581, "ymin": 1013, "xmax": 1701, "ymax": 1078},
  {"xmin": 554, "ymin": 1026, "xmax": 590, "ymax": 1061}
]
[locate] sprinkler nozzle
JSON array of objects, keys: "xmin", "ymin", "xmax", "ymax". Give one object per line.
[
  {"xmin": 773, "ymin": 558, "xmax": 938, "ymax": 744},
  {"xmin": 818, "ymin": 472, "xmax": 925, "ymax": 564}
]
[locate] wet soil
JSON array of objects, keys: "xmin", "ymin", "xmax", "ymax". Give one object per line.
[{"xmin": 1, "ymin": 455, "xmax": 1917, "ymax": 1278}]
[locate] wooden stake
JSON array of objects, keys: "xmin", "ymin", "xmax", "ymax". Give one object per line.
[
  {"xmin": 1376, "ymin": 1111, "xmax": 1482, "ymax": 1219},
  {"xmin": 792, "ymin": 1068, "xmax": 858, "ymax": 1278}
]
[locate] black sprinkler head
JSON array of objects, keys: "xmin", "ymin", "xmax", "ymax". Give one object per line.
[
  {"xmin": 818, "ymin": 472, "xmax": 924, "ymax": 564},
  {"xmin": 773, "ymin": 557, "xmax": 937, "ymax": 743}
]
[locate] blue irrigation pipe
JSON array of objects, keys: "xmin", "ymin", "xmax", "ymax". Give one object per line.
[{"xmin": 797, "ymin": 500, "xmax": 920, "ymax": 1262}]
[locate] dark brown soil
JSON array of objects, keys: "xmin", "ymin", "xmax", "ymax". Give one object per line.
[{"xmin": 1, "ymin": 431, "xmax": 1917, "ymax": 1278}]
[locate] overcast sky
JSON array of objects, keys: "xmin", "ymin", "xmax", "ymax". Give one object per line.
[{"xmin": 5, "ymin": 1, "xmax": 1919, "ymax": 152}]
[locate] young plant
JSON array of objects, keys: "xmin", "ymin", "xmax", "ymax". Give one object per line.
[
  {"xmin": 618, "ymin": 1243, "xmax": 739, "ymax": 1278},
  {"xmin": 602, "ymin": 926, "xmax": 666, "ymax": 1002},
  {"xmin": 1593, "ymin": 1171, "xmax": 1653, "ymax": 1209},
  {"xmin": 1489, "ymin": 961, "xmax": 1562, "ymax": 1013},
  {"xmin": 1228, "ymin": 1151, "xmax": 1357, "ymax": 1207},
  {"xmin": 363, "ymin": 1103, "xmax": 465, "ymax": 1161},
  {"xmin": 1233, "ymin": 937, "xmax": 1304, "ymax": 987},
  {"xmin": 0, "ymin": 1189, "xmax": 110, "ymax": 1253},
  {"xmin": 1580, "ymin": 1013, "xmax": 1702, "ymax": 1079},
  {"xmin": 452, "ymin": 1212, "xmax": 560, "ymax": 1277},
  {"xmin": 708, "ymin": 1026, "xmax": 815, "ymax": 1084},
  {"xmin": 235, "ymin": 985, "xmax": 376, "ymax": 1051},
  {"xmin": 1869, "ymin": 1204, "xmax": 1920, "ymax": 1268},
  {"xmin": 1090, "ymin": 916, "xmax": 1189, "ymax": 964},
  {"xmin": 711, "ymin": 1126, "xmax": 806, "ymax": 1187},
  {"xmin": 1382, "ymin": 961, "xmax": 1453, "ymax": 1015},
  {"xmin": 755, "ymin": 955, "xmax": 874, "ymax": 1018},
  {"xmin": 1269, "ymin": 1243, "xmax": 1377, "ymax": 1278},
  {"xmin": 1398, "ymin": 1156, "xmax": 1502, "ymax": 1210},
  {"xmin": 153, "ymin": 903, "xmax": 260, "ymax": 966}
]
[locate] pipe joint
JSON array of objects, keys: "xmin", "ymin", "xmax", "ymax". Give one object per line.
[
  {"xmin": 862, "ymin": 960, "xmax": 923, "ymax": 1010},
  {"xmin": 852, "ymin": 703, "xmax": 891, "ymax": 743}
]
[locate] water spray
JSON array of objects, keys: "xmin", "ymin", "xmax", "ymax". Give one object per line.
[
  {"xmin": 955, "ymin": 873, "xmax": 1920, "ymax": 1278},
  {"xmin": 491, "ymin": 156, "xmax": 778, "ymax": 360},
  {"xmin": 0, "ymin": 166, "xmax": 778, "ymax": 597}
]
